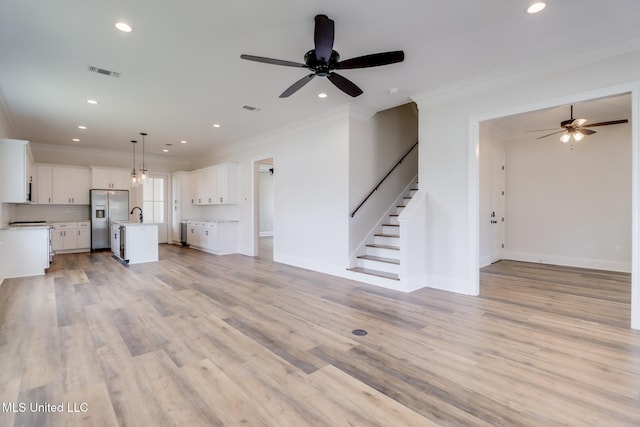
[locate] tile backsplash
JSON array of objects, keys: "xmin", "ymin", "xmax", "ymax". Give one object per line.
[{"xmin": 14, "ymin": 204, "xmax": 91, "ymax": 222}]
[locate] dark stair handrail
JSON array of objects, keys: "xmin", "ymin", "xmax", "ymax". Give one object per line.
[{"xmin": 351, "ymin": 141, "xmax": 418, "ymax": 218}]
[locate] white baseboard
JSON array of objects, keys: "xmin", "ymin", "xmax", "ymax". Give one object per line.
[
  {"xmin": 425, "ymin": 274, "xmax": 479, "ymax": 296},
  {"xmin": 259, "ymin": 231, "xmax": 274, "ymax": 237},
  {"xmin": 503, "ymin": 250, "xmax": 631, "ymax": 273}
]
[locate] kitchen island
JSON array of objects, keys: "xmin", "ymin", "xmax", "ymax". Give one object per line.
[{"xmin": 111, "ymin": 221, "xmax": 158, "ymax": 264}]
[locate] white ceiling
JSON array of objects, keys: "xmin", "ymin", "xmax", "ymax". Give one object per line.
[{"xmin": 1, "ymin": 0, "xmax": 639, "ymax": 161}]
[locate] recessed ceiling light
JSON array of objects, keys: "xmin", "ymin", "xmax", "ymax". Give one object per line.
[
  {"xmin": 78, "ymin": 125, "xmax": 87, "ymax": 130},
  {"xmin": 180, "ymin": 140, "xmax": 187, "ymax": 144},
  {"xmin": 72, "ymin": 138, "xmax": 80, "ymax": 142},
  {"xmin": 527, "ymin": 2, "xmax": 546, "ymax": 14},
  {"xmin": 115, "ymin": 22, "xmax": 133, "ymax": 32},
  {"xmin": 163, "ymin": 149, "xmax": 169, "ymax": 153},
  {"xmin": 213, "ymin": 123, "xmax": 221, "ymax": 128},
  {"xmin": 87, "ymin": 99, "xmax": 98, "ymax": 105},
  {"xmin": 318, "ymin": 93, "xmax": 327, "ymax": 98},
  {"xmin": 387, "ymin": 88, "xmax": 399, "ymax": 95}
]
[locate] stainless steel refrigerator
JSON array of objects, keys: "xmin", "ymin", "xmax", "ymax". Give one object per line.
[{"xmin": 91, "ymin": 189, "xmax": 129, "ymax": 250}]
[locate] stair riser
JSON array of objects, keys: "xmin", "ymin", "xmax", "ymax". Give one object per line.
[
  {"xmin": 382, "ymin": 225, "xmax": 399, "ymax": 234},
  {"xmin": 366, "ymin": 246, "xmax": 400, "ymax": 258},
  {"xmin": 374, "ymin": 235, "xmax": 399, "ymax": 246},
  {"xmin": 357, "ymin": 258, "xmax": 400, "ymax": 274},
  {"xmin": 388, "ymin": 216, "xmax": 399, "ymax": 225},
  {"xmin": 395, "ymin": 206, "xmax": 405, "ymax": 214}
]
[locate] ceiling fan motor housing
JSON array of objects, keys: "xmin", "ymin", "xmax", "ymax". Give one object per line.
[
  {"xmin": 304, "ymin": 49, "xmax": 340, "ymax": 76},
  {"xmin": 561, "ymin": 119, "xmax": 574, "ymax": 128}
]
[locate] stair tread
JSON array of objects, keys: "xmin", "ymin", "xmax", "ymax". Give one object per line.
[
  {"xmin": 366, "ymin": 244, "xmax": 400, "ymax": 250},
  {"xmin": 348, "ymin": 267, "xmax": 399, "ymax": 281},
  {"xmin": 382, "ymin": 223, "xmax": 399, "ymax": 227},
  {"xmin": 357, "ymin": 254, "xmax": 400, "ymax": 265},
  {"xmin": 374, "ymin": 233, "xmax": 400, "ymax": 238}
]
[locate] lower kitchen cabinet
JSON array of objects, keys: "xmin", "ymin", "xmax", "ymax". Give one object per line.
[
  {"xmin": 186, "ymin": 220, "xmax": 238, "ymax": 255},
  {"xmin": 51, "ymin": 221, "xmax": 91, "ymax": 253}
]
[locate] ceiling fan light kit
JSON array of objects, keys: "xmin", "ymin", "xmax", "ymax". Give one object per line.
[{"xmin": 240, "ymin": 14, "xmax": 405, "ymax": 98}]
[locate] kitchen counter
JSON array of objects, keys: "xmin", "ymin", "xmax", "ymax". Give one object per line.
[{"xmin": 111, "ymin": 221, "xmax": 158, "ymax": 264}]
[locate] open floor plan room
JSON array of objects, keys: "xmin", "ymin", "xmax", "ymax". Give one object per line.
[{"xmin": 0, "ymin": 246, "xmax": 638, "ymax": 426}]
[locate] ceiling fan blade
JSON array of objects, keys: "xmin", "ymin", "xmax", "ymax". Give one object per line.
[
  {"xmin": 582, "ymin": 119, "xmax": 629, "ymax": 128},
  {"xmin": 327, "ymin": 72, "xmax": 363, "ymax": 97},
  {"xmin": 279, "ymin": 74, "xmax": 316, "ymax": 98},
  {"xmin": 240, "ymin": 54, "xmax": 306, "ymax": 68},
  {"xmin": 579, "ymin": 128, "xmax": 596, "ymax": 136},
  {"xmin": 571, "ymin": 118, "xmax": 587, "ymax": 127},
  {"xmin": 536, "ymin": 130, "xmax": 565, "ymax": 140},
  {"xmin": 314, "ymin": 14, "xmax": 335, "ymax": 62},
  {"xmin": 337, "ymin": 51, "xmax": 405, "ymax": 69}
]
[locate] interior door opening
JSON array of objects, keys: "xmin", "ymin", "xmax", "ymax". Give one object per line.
[{"xmin": 254, "ymin": 157, "xmax": 274, "ymax": 260}]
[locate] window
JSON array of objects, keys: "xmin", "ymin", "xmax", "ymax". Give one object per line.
[{"xmin": 143, "ymin": 177, "xmax": 164, "ymax": 223}]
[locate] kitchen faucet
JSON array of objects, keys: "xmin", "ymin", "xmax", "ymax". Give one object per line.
[{"xmin": 130, "ymin": 206, "xmax": 143, "ymax": 222}]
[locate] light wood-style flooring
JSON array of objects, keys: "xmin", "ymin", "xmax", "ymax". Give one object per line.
[{"xmin": 0, "ymin": 243, "xmax": 639, "ymax": 426}]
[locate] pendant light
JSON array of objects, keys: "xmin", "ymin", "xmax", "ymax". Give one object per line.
[
  {"xmin": 139, "ymin": 132, "xmax": 148, "ymax": 183},
  {"xmin": 131, "ymin": 140, "xmax": 138, "ymax": 188}
]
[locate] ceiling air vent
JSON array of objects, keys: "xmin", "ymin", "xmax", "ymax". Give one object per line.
[{"xmin": 88, "ymin": 66, "xmax": 121, "ymax": 78}]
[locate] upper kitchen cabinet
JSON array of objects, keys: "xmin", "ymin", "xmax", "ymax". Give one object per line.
[
  {"xmin": 36, "ymin": 165, "xmax": 53, "ymax": 204},
  {"xmin": 91, "ymin": 167, "xmax": 131, "ymax": 190},
  {"xmin": 190, "ymin": 162, "xmax": 238, "ymax": 205},
  {"xmin": 52, "ymin": 167, "xmax": 90, "ymax": 205},
  {"xmin": 36, "ymin": 165, "xmax": 90, "ymax": 205},
  {"xmin": 0, "ymin": 139, "xmax": 33, "ymax": 203},
  {"xmin": 213, "ymin": 162, "xmax": 238, "ymax": 205}
]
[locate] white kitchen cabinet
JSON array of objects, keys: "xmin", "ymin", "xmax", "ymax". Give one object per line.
[
  {"xmin": 187, "ymin": 221, "xmax": 204, "ymax": 247},
  {"xmin": 36, "ymin": 165, "xmax": 53, "ymax": 204},
  {"xmin": 51, "ymin": 221, "xmax": 91, "ymax": 253},
  {"xmin": 51, "ymin": 167, "xmax": 90, "ymax": 205},
  {"xmin": 91, "ymin": 167, "xmax": 131, "ymax": 190},
  {"xmin": 189, "ymin": 162, "xmax": 238, "ymax": 205},
  {"xmin": 37, "ymin": 165, "xmax": 90, "ymax": 205},
  {"xmin": 0, "ymin": 139, "xmax": 34, "ymax": 203},
  {"xmin": 187, "ymin": 220, "xmax": 238, "ymax": 255},
  {"xmin": 77, "ymin": 221, "xmax": 91, "ymax": 249},
  {"xmin": 213, "ymin": 162, "xmax": 238, "ymax": 204},
  {"xmin": 190, "ymin": 169, "xmax": 216, "ymax": 205},
  {"xmin": 51, "ymin": 222, "xmax": 78, "ymax": 252}
]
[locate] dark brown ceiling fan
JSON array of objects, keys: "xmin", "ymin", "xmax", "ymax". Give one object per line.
[
  {"xmin": 533, "ymin": 105, "xmax": 628, "ymax": 143},
  {"xmin": 240, "ymin": 14, "xmax": 404, "ymax": 98}
]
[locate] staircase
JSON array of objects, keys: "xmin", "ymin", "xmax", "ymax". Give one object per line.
[{"xmin": 348, "ymin": 183, "xmax": 418, "ymax": 281}]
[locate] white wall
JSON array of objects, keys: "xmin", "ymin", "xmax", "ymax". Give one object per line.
[
  {"xmin": 413, "ymin": 37, "xmax": 640, "ymax": 328},
  {"xmin": 192, "ymin": 107, "xmax": 351, "ymax": 275},
  {"xmin": 504, "ymin": 124, "xmax": 631, "ymax": 271}
]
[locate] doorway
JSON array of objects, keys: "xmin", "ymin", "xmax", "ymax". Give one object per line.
[
  {"xmin": 475, "ymin": 89, "xmax": 637, "ymax": 329},
  {"xmin": 254, "ymin": 158, "xmax": 274, "ymax": 260}
]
